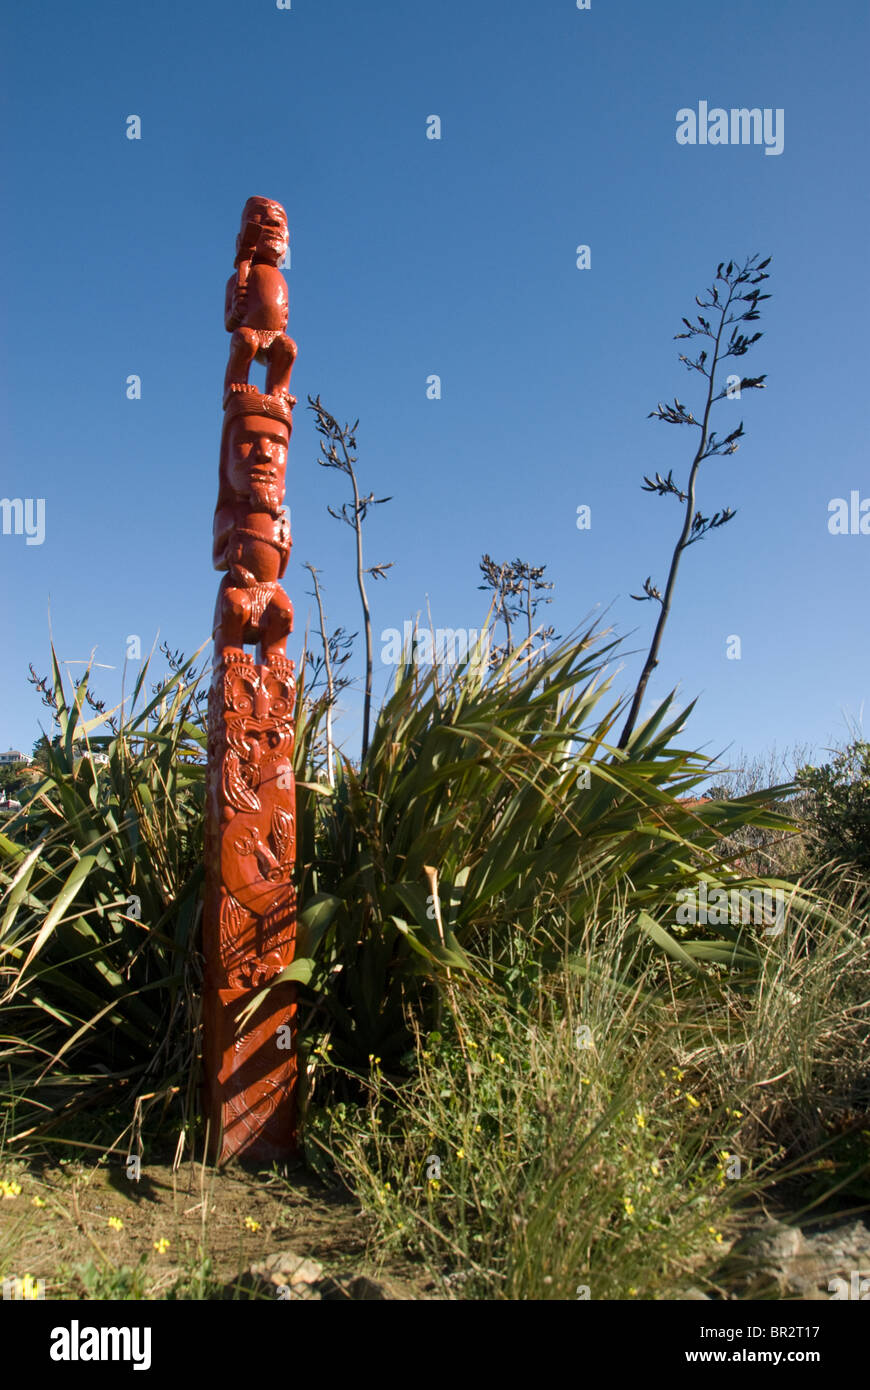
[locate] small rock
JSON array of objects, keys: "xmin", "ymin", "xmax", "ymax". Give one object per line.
[
  {"xmin": 717, "ymin": 1217, "xmax": 870, "ymax": 1300},
  {"xmin": 739, "ymin": 1220, "xmax": 804, "ymax": 1265},
  {"xmin": 718, "ymin": 1220, "xmax": 804, "ymax": 1297},
  {"xmin": 252, "ymin": 1251, "xmax": 324, "ymax": 1287},
  {"xmin": 245, "ymin": 1252, "xmax": 396, "ymax": 1301}
]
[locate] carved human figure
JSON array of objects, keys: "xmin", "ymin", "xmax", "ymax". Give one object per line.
[
  {"xmin": 223, "ymin": 196, "xmax": 297, "ymax": 407},
  {"xmin": 212, "ymin": 400, "xmax": 294, "ymax": 664}
]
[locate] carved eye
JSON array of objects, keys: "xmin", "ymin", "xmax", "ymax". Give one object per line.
[
  {"xmin": 264, "ymin": 674, "xmax": 292, "ymax": 710},
  {"xmin": 230, "ymin": 674, "xmax": 259, "ymax": 713}
]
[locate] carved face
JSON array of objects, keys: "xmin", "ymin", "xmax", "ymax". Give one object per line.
[
  {"xmin": 240, "ymin": 197, "xmax": 289, "ymax": 266},
  {"xmin": 226, "ymin": 415, "xmax": 289, "ymax": 507}
]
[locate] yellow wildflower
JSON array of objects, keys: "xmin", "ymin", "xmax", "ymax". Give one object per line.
[
  {"xmin": 107, "ymin": 1216, "xmax": 124, "ymax": 1231},
  {"xmin": 153, "ymin": 1237, "xmax": 170, "ymax": 1254},
  {"xmin": 1, "ymin": 1180, "xmax": 22, "ymax": 1199},
  {"xmin": 244, "ymin": 1217, "xmax": 261, "ymax": 1232}
]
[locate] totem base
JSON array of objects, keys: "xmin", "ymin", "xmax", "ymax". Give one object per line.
[{"xmin": 203, "ymin": 981, "xmax": 298, "ymax": 1164}]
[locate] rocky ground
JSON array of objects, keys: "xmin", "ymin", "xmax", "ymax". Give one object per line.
[{"xmin": 685, "ymin": 1215, "xmax": 870, "ymax": 1301}]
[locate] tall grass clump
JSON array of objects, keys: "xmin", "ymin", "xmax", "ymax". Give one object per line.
[
  {"xmin": 308, "ymin": 883, "xmax": 869, "ymax": 1300},
  {"xmin": 0, "ymin": 646, "xmax": 207, "ymax": 1149},
  {"xmin": 304, "ymin": 918, "xmax": 759, "ymax": 1300}
]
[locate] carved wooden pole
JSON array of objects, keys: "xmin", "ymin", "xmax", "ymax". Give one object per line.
[{"xmin": 203, "ymin": 197, "xmax": 299, "ymax": 1162}]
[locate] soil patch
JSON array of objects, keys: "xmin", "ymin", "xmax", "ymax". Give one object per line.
[{"xmin": 0, "ymin": 1153, "xmax": 436, "ymax": 1300}]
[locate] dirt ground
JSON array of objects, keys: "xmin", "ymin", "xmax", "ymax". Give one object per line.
[{"xmin": 0, "ymin": 1152, "xmax": 437, "ymax": 1300}]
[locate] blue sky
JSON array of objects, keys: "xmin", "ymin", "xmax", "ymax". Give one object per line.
[{"xmin": 1, "ymin": 0, "xmax": 867, "ymax": 777}]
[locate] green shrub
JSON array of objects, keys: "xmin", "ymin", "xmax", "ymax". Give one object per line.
[
  {"xmin": 284, "ymin": 619, "xmax": 810, "ymax": 1076},
  {"xmin": 796, "ymin": 739, "xmax": 870, "ymax": 877}
]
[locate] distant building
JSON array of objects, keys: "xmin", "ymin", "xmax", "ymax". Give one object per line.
[
  {"xmin": 0, "ymin": 749, "xmax": 25, "ymax": 766},
  {"xmin": 77, "ymin": 751, "xmax": 110, "ymax": 766}
]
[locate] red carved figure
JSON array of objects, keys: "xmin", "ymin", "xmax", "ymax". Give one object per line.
[
  {"xmin": 212, "ymin": 396, "xmax": 294, "ymax": 666},
  {"xmin": 223, "ymin": 196, "xmax": 297, "ymax": 408},
  {"xmin": 203, "ymin": 198, "xmax": 299, "ymax": 1163}
]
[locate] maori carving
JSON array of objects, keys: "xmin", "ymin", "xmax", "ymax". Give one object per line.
[
  {"xmin": 212, "ymin": 399, "xmax": 295, "ymax": 665},
  {"xmin": 223, "ymin": 196, "xmax": 297, "ymax": 409},
  {"xmin": 203, "ymin": 197, "xmax": 299, "ymax": 1163}
]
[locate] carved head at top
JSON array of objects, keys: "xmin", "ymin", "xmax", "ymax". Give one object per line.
[{"xmin": 236, "ymin": 196, "xmax": 289, "ymax": 269}]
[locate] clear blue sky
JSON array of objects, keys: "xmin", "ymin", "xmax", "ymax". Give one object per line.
[{"xmin": 1, "ymin": 0, "xmax": 867, "ymax": 776}]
